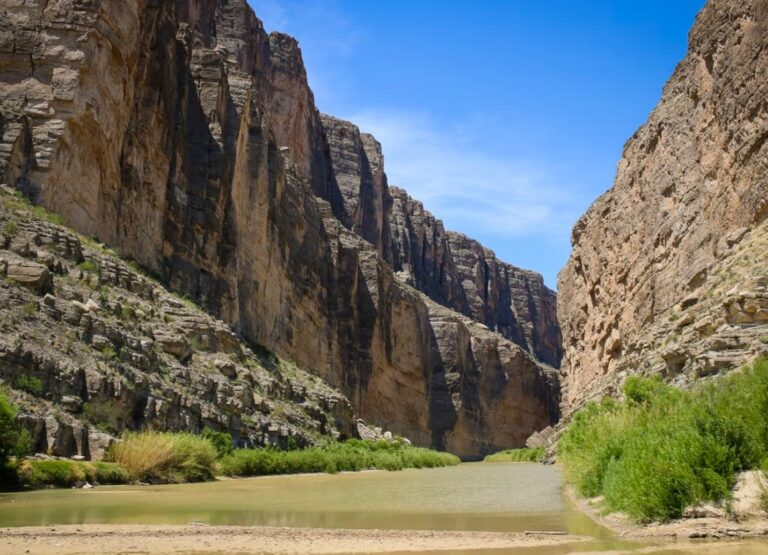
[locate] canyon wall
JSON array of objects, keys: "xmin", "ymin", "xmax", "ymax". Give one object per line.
[
  {"xmin": 322, "ymin": 115, "xmax": 562, "ymax": 368},
  {"xmin": 0, "ymin": 0, "xmax": 559, "ymax": 456},
  {"xmin": 559, "ymin": 0, "xmax": 768, "ymax": 413}
]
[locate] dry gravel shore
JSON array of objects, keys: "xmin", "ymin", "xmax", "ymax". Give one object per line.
[{"xmin": 0, "ymin": 524, "xmax": 586, "ymax": 554}]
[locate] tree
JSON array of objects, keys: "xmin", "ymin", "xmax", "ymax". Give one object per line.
[{"xmin": 0, "ymin": 392, "xmax": 29, "ymax": 486}]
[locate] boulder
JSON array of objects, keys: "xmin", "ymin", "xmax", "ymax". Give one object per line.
[{"xmin": 1, "ymin": 250, "xmax": 52, "ymax": 293}]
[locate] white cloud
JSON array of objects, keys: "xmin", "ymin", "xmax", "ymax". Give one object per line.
[{"xmin": 343, "ymin": 109, "xmax": 581, "ymax": 240}]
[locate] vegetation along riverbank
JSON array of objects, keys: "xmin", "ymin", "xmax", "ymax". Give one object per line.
[
  {"xmin": 0, "ymin": 392, "xmax": 458, "ymax": 490},
  {"xmin": 558, "ymin": 357, "xmax": 768, "ymax": 522}
]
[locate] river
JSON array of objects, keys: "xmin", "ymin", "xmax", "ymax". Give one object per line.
[{"xmin": 0, "ymin": 463, "xmax": 765, "ymax": 554}]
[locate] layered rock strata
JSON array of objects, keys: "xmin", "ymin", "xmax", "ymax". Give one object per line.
[
  {"xmin": 558, "ymin": 0, "xmax": 768, "ymax": 412},
  {"xmin": 0, "ymin": 0, "xmax": 559, "ymax": 455},
  {"xmin": 0, "ymin": 187, "xmax": 354, "ymax": 459},
  {"xmin": 321, "ymin": 116, "xmax": 562, "ymax": 368}
]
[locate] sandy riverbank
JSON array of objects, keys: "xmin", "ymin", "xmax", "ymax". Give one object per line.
[
  {"xmin": 567, "ymin": 485, "xmax": 768, "ymax": 541},
  {"xmin": 0, "ymin": 524, "xmax": 587, "ymax": 554}
]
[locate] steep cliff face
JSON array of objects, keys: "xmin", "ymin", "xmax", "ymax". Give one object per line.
[
  {"xmin": 0, "ymin": 0, "xmax": 559, "ymax": 456},
  {"xmin": 559, "ymin": 0, "xmax": 768, "ymax": 413},
  {"xmin": 321, "ymin": 116, "xmax": 562, "ymax": 368}
]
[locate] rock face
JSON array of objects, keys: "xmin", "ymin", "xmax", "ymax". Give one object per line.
[
  {"xmin": 321, "ymin": 116, "xmax": 562, "ymax": 368},
  {"xmin": 0, "ymin": 187, "xmax": 355, "ymax": 459},
  {"xmin": 558, "ymin": 0, "xmax": 768, "ymax": 413},
  {"xmin": 0, "ymin": 0, "xmax": 559, "ymax": 456}
]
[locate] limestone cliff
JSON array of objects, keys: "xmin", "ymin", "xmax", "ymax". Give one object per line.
[
  {"xmin": 0, "ymin": 0, "xmax": 559, "ymax": 456},
  {"xmin": 558, "ymin": 0, "xmax": 768, "ymax": 413},
  {"xmin": 321, "ymin": 115, "xmax": 562, "ymax": 368}
]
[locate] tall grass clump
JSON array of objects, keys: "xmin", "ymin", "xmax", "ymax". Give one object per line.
[
  {"xmin": 484, "ymin": 447, "xmax": 545, "ymax": 463},
  {"xmin": 105, "ymin": 431, "xmax": 217, "ymax": 483},
  {"xmin": 558, "ymin": 358, "xmax": 768, "ymax": 522},
  {"xmin": 218, "ymin": 439, "xmax": 459, "ymax": 477}
]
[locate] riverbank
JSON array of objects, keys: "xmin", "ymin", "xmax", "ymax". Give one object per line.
[
  {"xmin": 0, "ymin": 524, "xmax": 586, "ymax": 554},
  {"xmin": 567, "ymin": 485, "xmax": 768, "ymax": 541}
]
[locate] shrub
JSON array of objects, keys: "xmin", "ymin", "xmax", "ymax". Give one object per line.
[
  {"xmin": 2, "ymin": 220, "xmax": 17, "ymax": 237},
  {"xmin": 78, "ymin": 260, "xmax": 99, "ymax": 273},
  {"xmin": 17, "ymin": 460, "xmax": 87, "ymax": 488},
  {"xmin": 201, "ymin": 428, "xmax": 234, "ymax": 458},
  {"xmin": 21, "ymin": 301, "xmax": 38, "ymax": 318},
  {"xmin": 0, "ymin": 393, "xmax": 30, "ymax": 484},
  {"xmin": 559, "ymin": 358, "xmax": 768, "ymax": 521},
  {"xmin": 106, "ymin": 432, "xmax": 217, "ymax": 483},
  {"xmin": 92, "ymin": 461, "xmax": 130, "ymax": 484},
  {"xmin": 484, "ymin": 447, "xmax": 545, "ymax": 463},
  {"xmin": 16, "ymin": 460, "xmax": 129, "ymax": 489},
  {"xmin": 15, "ymin": 375, "xmax": 43, "ymax": 397},
  {"xmin": 120, "ymin": 305, "xmax": 135, "ymax": 321},
  {"xmin": 99, "ymin": 346, "xmax": 117, "ymax": 360},
  {"xmin": 31, "ymin": 205, "xmax": 64, "ymax": 226},
  {"xmin": 218, "ymin": 439, "xmax": 460, "ymax": 477}
]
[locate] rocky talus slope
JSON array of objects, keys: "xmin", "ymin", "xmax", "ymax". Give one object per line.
[
  {"xmin": 558, "ymin": 0, "xmax": 768, "ymax": 413},
  {"xmin": 0, "ymin": 0, "xmax": 559, "ymax": 456},
  {"xmin": 0, "ymin": 186, "xmax": 355, "ymax": 459}
]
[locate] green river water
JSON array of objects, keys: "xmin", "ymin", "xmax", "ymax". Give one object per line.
[{"xmin": 0, "ymin": 462, "xmax": 765, "ymax": 554}]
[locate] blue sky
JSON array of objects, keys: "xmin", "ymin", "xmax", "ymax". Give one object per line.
[{"xmin": 249, "ymin": 0, "xmax": 706, "ymax": 288}]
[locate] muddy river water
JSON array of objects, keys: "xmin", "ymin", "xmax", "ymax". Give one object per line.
[{"xmin": 0, "ymin": 462, "xmax": 765, "ymax": 554}]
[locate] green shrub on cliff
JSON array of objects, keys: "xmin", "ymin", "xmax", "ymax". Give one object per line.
[
  {"xmin": 105, "ymin": 431, "xmax": 217, "ymax": 483},
  {"xmin": 218, "ymin": 438, "xmax": 459, "ymax": 477},
  {"xmin": 559, "ymin": 358, "xmax": 768, "ymax": 521}
]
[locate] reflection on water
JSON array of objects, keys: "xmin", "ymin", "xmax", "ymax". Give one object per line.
[{"xmin": 0, "ymin": 463, "xmax": 608, "ymax": 535}]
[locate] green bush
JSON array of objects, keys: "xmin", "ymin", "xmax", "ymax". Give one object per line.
[
  {"xmin": 201, "ymin": 428, "xmax": 234, "ymax": 457},
  {"xmin": 21, "ymin": 301, "xmax": 38, "ymax": 318},
  {"xmin": 15, "ymin": 375, "xmax": 43, "ymax": 397},
  {"xmin": 78, "ymin": 260, "xmax": 99, "ymax": 273},
  {"xmin": 0, "ymin": 393, "xmax": 30, "ymax": 485},
  {"xmin": 105, "ymin": 431, "xmax": 217, "ymax": 483},
  {"xmin": 16, "ymin": 460, "xmax": 129, "ymax": 488},
  {"xmin": 2, "ymin": 220, "xmax": 18, "ymax": 237},
  {"xmin": 559, "ymin": 358, "xmax": 768, "ymax": 521},
  {"xmin": 92, "ymin": 461, "xmax": 130, "ymax": 484},
  {"xmin": 484, "ymin": 447, "xmax": 546, "ymax": 463},
  {"xmin": 218, "ymin": 439, "xmax": 460, "ymax": 477},
  {"xmin": 31, "ymin": 204, "xmax": 64, "ymax": 226}
]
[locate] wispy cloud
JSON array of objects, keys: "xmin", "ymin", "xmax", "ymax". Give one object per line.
[{"xmin": 344, "ymin": 110, "xmax": 581, "ymax": 241}]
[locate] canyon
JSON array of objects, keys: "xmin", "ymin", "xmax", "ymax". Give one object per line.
[
  {"xmin": 1, "ymin": 0, "xmax": 766, "ymax": 463},
  {"xmin": 0, "ymin": 0, "xmax": 559, "ymax": 458}
]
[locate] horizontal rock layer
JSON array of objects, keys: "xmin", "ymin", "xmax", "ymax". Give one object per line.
[
  {"xmin": 0, "ymin": 0, "xmax": 559, "ymax": 456},
  {"xmin": 0, "ymin": 188, "xmax": 355, "ymax": 459},
  {"xmin": 558, "ymin": 0, "xmax": 768, "ymax": 412}
]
